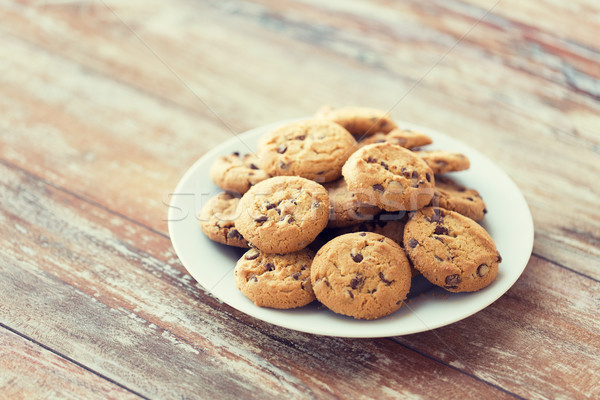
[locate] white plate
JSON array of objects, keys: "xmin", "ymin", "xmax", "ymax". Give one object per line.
[{"xmin": 168, "ymin": 119, "xmax": 534, "ymax": 338}]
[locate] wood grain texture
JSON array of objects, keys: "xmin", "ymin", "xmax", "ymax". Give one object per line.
[
  {"xmin": 0, "ymin": 327, "xmax": 141, "ymax": 400},
  {"xmin": 0, "ymin": 162, "xmax": 513, "ymax": 399},
  {"xmin": 0, "ymin": 0, "xmax": 598, "ymax": 279},
  {"xmin": 0, "ymin": 0, "xmax": 599, "ymax": 398}
]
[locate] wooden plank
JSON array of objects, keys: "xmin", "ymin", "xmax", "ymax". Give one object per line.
[
  {"xmin": 0, "ymin": 0, "xmax": 598, "ymax": 279},
  {"xmin": 0, "ymin": 327, "xmax": 141, "ymax": 400},
  {"xmin": 395, "ymin": 256, "xmax": 600, "ymax": 400},
  {"xmin": 0, "ymin": 163, "xmax": 514, "ymax": 399}
]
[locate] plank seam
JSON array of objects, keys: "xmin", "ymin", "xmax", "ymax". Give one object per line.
[
  {"xmin": 532, "ymin": 252, "xmax": 600, "ymax": 283},
  {"xmin": 389, "ymin": 338, "xmax": 527, "ymax": 400},
  {"xmin": 0, "ymin": 322, "xmax": 150, "ymax": 400}
]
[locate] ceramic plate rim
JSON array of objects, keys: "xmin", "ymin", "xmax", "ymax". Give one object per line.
[{"xmin": 168, "ymin": 118, "xmax": 534, "ymax": 338}]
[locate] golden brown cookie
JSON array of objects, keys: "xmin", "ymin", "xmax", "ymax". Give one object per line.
[
  {"xmin": 234, "ymin": 248, "xmax": 315, "ymax": 309},
  {"xmin": 417, "ymin": 150, "xmax": 470, "ymax": 174},
  {"xmin": 404, "ymin": 207, "xmax": 501, "ymax": 292},
  {"xmin": 315, "ymin": 105, "xmax": 397, "ymax": 137},
  {"xmin": 258, "ymin": 120, "xmax": 357, "ymax": 183},
  {"xmin": 342, "ymin": 143, "xmax": 435, "ymax": 212},
  {"xmin": 210, "ymin": 152, "xmax": 270, "ymax": 194},
  {"xmin": 360, "ymin": 128, "xmax": 433, "ymax": 149},
  {"xmin": 324, "ymin": 178, "xmax": 380, "ymax": 228},
  {"xmin": 431, "ymin": 175, "xmax": 487, "ymax": 221},
  {"xmin": 235, "ymin": 176, "xmax": 330, "ymax": 254},
  {"xmin": 198, "ymin": 192, "xmax": 249, "ymax": 248},
  {"xmin": 311, "ymin": 232, "xmax": 412, "ymax": 320}
]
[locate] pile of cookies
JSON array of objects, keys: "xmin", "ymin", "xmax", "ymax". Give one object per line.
[{"xmin": 200, "ymin": 106, "xmax": 502, "ymax": 320}]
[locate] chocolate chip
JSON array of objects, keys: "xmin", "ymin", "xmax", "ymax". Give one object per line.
[
  {"xmin": 434, "ymin": 255, "xmax": 443, "ymax": 261},
  {"xmin": 370, "ymin": 288, "xmax": 377, "ymax": 294},
  {"xmin": 467, "ymin": 197, "xmax": 474, "ymax": 201},
  {"xmin": 350, "ymin": 276, "xmax": 362, "ymax": 289},
  {"xmin": 292, "ymin": 272, "xmax": 301, "ymax": 280},
  {"xmin": 266, "ymin": 203, "xmax": 277, "ymax": 210},
  {"xmin": 408, "ymin": 238, "xmax": 418, "ymax": 248},
  {"xmin": 379, "ymin": 272, "xmax": 392, "ymax": 285},
  {"xmin": 366, "ymin": 156, "xmax": 377, "ymax": 163},
  {"xmin": 249, "ymin": 163, "xmax": 259, "ymax": 170},
  {"xmin": 411, "ymin": 171, "xmax": 419, "ymax": 179},
  {"xmin": 249, "ymin": 275, "xmax": 258, "ymax": 282},
  {"xmin": 445, "ymin": 274, "xmax": 461, "ymax": 285},
  {"xmin": 434, "ymin": 236, "xmax": 444, "ymax": 243},
  {"xmin": 245, "ymin": 250, "xmax": 259, "ymax": 260},
  {"xmin": 301, "ymin": 282, "xmax": 306, "ymax": 290},
  {"xmin": 255, "ymin": 215, "xmax": 268, "ymax": 223},
  {"xmin": 426, "ymin": 173, "xmax": 431, "ymax": 182},
  {"xmin": 497, "ymin": 253, "xmax": 502, "ymax": 263},
  {"xmin": 287, "ymin": 216, "xmax": 295, "ymax": 224},
  {"xmin": 359, "ymin": 232, "xmax": 367, "ymax": 237},
  {"xmin": 352, "ymin": 253, "xmax": 364, "ymax": 263},
  {"xmin": 403, "ymin": 171, "xmax": 411, "ymax": 178},
  {"xmin": 264, "ymin": 263, "xmax": 275, "ymax": 271},
  {"xmin": 324, "ymin": 280, "xmax": 331, "ymax": 288},
  {"xmin": 295, "ymin": 135, "xmax": 306, "ymax": 140},
  {"xmin": 232, "ymin": 152, "xmax": 240, "ymax": 156},
  {"xmin": 434, "ymin": 225, "xmax": 449, "ymax": 235},
  {"xmin": 483, "ymin": 209, "xmax": 488, "ymax": 214},
  {"xmin": 275, "ymin": 208, "xmax": 282, "ymax": 215},
  {"xmin": 347, "ymin": 290, "xmax": 354, "ymax": 299},
  {"xmin": 277, "ymin": 144, "xmax": 287, "ymax": 154},
  {"xmin": 372, "ymin": 184, "xmax": 385, "ymax": 192},
  {"xmin": 300, "ymin": 265, "xmax": 306, "ymax": 270},
  {"xmin": 227, "ymin": 229, "xmax": 242, "ymax": 239},
  {"xmin": 380, "ymin": 161, "xmax": 389, "ymax": 170},
  {"xmin": 279, "ymin": 161, "xmax": 288, "ymax": 169},
  {"xmin": 477, "ymin": 264, "xmax": 489, "ymax": 277}
]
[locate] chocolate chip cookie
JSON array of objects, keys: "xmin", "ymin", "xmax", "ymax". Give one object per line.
[
  {"xmin": 235, "ymin": 176, "xmax": 330, "ymax": 254},
  {"xmin": 258, "ymin": 120, "xmax": 357, "ymax": 183},
  {"xmin": 417, "ymin": 150, "xmax": 470, "ymax": 174},
  {"xmin": 210, "ymin": 152, "xmax": 270, "ymax": 194},
  {"xmin": 315, "ymin": 105, "xmax": 398, "ymax": 137},
  {"xmin": 432, "ymin": 176, "xmax": 487, "ymax": 221},
  {"xmin": 404, "ymin": 207, "xmax": 501, "ymax": 292},
  {"xmin": 234, "ymin": 248, "xmax": 316, "ymax": 309},
  {"xmin": 311, "ymin": 232, "xmax": 412, "ymax": 320},
  {"xmin": 324, "ymin": 178, "xmax": 380, "ymax": 228},
  {"xmin": 198, "ymin": 192, "xmax": 249, "ymax": 248},
  {"xmin": 360, "ymin": 128, "xmax": 433, "ymax": 149},
  {"xmin": 342, "ymin": 143, "xmax": 435, "ymax": 212}
]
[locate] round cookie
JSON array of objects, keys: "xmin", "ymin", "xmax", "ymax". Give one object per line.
[
  {"xmin": 417, "ymin": 150, "xmax": 470, "ymax": 174},
  {"xmin": 210, "ymin": 152, "xmax": 270, "ymax": 194},
  {"xmin": 198, "ymin": 192, "xmax": 249, "ymax": 248},
  {"xmin": 431, "ymin": 175, "xmax": 487, "ymax": 221},
  {"xmin": 324, "ymin": 178, "xmax": 380, "ymax": 228},
  {"xmin": 342, "ymin": 143, "xmax": 435, "ymax": 212},
  {"xmin": 234, "ymin": 248, "xmax": 316, "ymax": 309},
  {"xmin": 311, "ymin": 232, "xmax": 412, "ymax": 320},
  {"xmin": 360, "ymin": 128, "xmax": 433, "ymax": 149},
  {"xmin": 404, "ymin": 207, "xmax": 501, "ymax": 292},
  {"xmin": 258, "ymin": 120, "xmax": 357, "ymax": 183},
  {"xmin": 235, "ymin": 176, "xmax": 330, "ymax": 254},
  {"xmin": 315, "ymin": 105, "xmax": 397, "ymax": 137}
]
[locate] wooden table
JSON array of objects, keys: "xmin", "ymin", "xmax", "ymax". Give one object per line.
[{"xmin": 1, "ymin": 0, "xmax": 599, "ymax": 398}]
